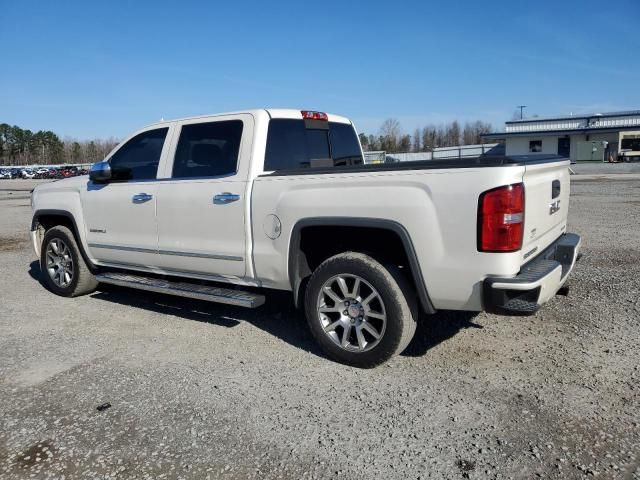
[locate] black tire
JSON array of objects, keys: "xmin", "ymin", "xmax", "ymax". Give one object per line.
[
  {"xmin": 40, "ymin": 226, "xmax": 98, "ymax": 297},
  {"xmin": 304, "ymin": 252, "xmax": 417, "ymax": 368}
]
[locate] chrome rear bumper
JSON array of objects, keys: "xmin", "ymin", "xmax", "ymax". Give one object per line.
[{"xmin": 484, "ymin": 233, "xmax": 581, "ymax": 314}]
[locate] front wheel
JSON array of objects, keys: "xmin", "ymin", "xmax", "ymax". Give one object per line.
[
  {"xmin": 304, "ymin": 252, "xmax": 417, "ymax": 368},
  {"xmin": 40, "ymin": 226, "xmax": 98, "ymax": 297}
]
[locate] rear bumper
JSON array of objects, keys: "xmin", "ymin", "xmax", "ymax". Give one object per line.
[{"xmin": 483, "ymin": 232, "xmax": 581, "ymax": 314}]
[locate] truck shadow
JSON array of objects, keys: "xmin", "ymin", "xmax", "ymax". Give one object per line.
[
  {"xmin": 28, "ymin": 260, "xmax": 481, "ymax": 362},
  {"xmin": 93, "ymin": 286, "xmax": 320, "ymax": 354},
  {"xmin": 402, "ymin": 310, "xmax": 482, "ymax": 357}
]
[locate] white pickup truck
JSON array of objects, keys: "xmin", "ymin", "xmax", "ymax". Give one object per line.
[{"xmin": 30, "ymin": 109, "xmax": 581, "ymax": 367}]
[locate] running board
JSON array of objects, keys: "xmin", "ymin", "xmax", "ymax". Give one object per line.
[{"xmin": 96, "ymin": 272, "xmax": 265, "ymax": 308}]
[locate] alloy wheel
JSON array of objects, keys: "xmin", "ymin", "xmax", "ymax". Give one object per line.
[
  {"xmin": 316, "ymin": 274, "xmax": 387, "ymax": 352},
  {"xmin": 45, "ymin": 238, "xmax": 74, "ymax": 288}
]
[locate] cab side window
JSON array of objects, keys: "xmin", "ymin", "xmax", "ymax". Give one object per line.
[
  {"xmin": 109, "ymin": 128, "xmax": 168, "ymax": 181},
  {"xmin": 172, "ymin": 120, "xmax": 243, "ymax": 179}
]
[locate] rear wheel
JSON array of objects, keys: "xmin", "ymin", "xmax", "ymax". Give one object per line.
[
  {"xmin": 304, "ymin": 252, "xmax": 417, "ymax": 368},
  {"xmin": 40, "ymin": 226, "xmax": 98, "ymax": 297}
]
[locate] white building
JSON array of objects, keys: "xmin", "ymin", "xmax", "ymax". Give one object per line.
[{"xmin": 483, "ymin": 110, "xmax": 640, "ymax": 162}]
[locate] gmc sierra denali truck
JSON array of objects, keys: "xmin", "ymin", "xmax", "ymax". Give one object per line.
[{"xmin": 30, "ymin": 109, "xmax": 581, "ymax": 367}]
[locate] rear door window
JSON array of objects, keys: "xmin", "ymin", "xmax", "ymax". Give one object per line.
[
  {"xmin": 264, "ymin": 119, "xmax": 363, "ymax": 171},
  {"xmin": 172, "ymin": 120, "xmax": 243, "ymax": 178}
]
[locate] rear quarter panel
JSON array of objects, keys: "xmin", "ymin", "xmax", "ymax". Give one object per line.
[{"xmin": 251, "ymin": 166, "xmax": 527, "ymax": 311}]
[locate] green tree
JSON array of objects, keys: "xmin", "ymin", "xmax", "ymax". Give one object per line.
[
  {"xmin": 358, "ymin": 133, "xmax": 369, "ymax": 151},
  {"xmin": 399, "ymin": 134, "xmax": 411, "ymax": 152},
  {"xmin": 72, "ymin": 142, "xmax": 82, "ymax": 162},
  {"xmin": 87, "ymin": 141, "xmax": 98, "ymax": 163}
]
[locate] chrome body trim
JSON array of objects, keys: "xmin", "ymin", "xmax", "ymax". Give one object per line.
[
  {"xmin": 89, "ymin": 243, "xmax": 156, "ymax": 254},
  {"xmin": 158, "ymin": 249, "xmax": 243, "ymax": 262},
  {"xmin": 88, "ymin": 243, "xmax": 243, "ymax": 261}
]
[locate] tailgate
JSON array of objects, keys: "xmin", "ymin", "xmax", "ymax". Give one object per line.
[{"xmin": 520, "ymin": 159, "xmax": 571, "ymax": 264}]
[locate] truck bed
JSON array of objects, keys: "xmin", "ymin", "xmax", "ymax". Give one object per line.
[{"xmin": 259, "ymin": 154, "xmax": 566, "ymax": 176}]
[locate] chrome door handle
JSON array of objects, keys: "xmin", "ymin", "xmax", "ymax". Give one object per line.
[
  {"xmin": 132, "ymin": 193, "xmax": 153, "ymax": 203},
  {"xmin": 213, "ymin": 192, "xmax": 240, "ymax": 204}
]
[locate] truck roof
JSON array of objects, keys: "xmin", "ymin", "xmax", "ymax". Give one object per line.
[{"xmin": 148, "ymin": 109, "xmax": 352, "ymax": 127}]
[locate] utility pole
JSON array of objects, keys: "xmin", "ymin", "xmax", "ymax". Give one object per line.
[{"xmin": 517, "ymin": 105, "xmax": 527, "ymax": 120}]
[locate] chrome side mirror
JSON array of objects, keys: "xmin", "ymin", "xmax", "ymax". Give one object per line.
[{"xmin": 89, "ymin": 161, "xmax": 112, "ymax": 183}]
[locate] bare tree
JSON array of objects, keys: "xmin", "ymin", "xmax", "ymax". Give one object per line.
[
  {"xmin": 412, "ymin": 128, "xmax": 422, "ymax": 152},
  {"xmin": 436, "ymin": 125, "xmax": 447, "ymax": 148},
  {"xmin": 422, "ymin": 126, "xmax": 437, "ymax": 151},
  {"xmin": 462, "ymin": 123, "xmax": 475, "ymax": 145},
  {"xmin": 379, "ymin": 118, "xmax": 401, "ymax": 138},
  {"xmin": 473, "ymin": 121, "xmax": 492, "ymax": 144},
  {"xmin": 379, "ymin": 118, "xmax": 402, "ymax": 152},
  {"xmin": 444, "ymin": 121, "xmax": 461, "ymax": 147},
  {"xmin": 462, "ymin": 121, "xmax": 493, "ymax": 145},
  {"xmin": 358, "ymin": 118, "xmax": 495, "ymax": 152}
]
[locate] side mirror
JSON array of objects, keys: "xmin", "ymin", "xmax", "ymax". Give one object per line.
[{"xmin": 89, "ymin": 161, "xmax": 112, "ymax": 183}]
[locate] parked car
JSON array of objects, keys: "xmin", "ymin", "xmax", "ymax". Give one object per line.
[
  {"xmin": 21, "ymin": 169, "xmax": 36, "ymax": 179},
  {"xmin": 0, "ymin": 169, "xmax": 12, "ymax": 179},
  {"xmin": 30, "ymin": 109, "xmax": 581, "ymax": 367}
]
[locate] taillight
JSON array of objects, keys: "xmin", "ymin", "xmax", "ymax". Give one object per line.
[
  {"xmin": 301, "ymin": 110, "xmax": 328, "ymax": 121},
  {"xmin": 478, "ymin": 183, "xmax": 524, "ymax": 252}
]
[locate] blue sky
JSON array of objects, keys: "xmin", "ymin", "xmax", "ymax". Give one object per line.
[{"xmin": 1, "ymin": 0, "xmax": 639, "ymax": 139}]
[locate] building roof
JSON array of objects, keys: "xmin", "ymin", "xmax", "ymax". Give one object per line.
[
  {"xmin": 482, "ymin": 125, "xmax": 640, "ymax": 140},
  {"xmin": 507, "ymin": 110, "xmax": 640, "ymax": 124},
  {"xmin": 483, "ymin": 108, "xmax": 640, "ymax": 140}
]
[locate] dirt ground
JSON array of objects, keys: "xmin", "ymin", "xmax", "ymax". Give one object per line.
[{"xmin": 0, "ymin": 177, "xmax": 638, "ymax": 479}]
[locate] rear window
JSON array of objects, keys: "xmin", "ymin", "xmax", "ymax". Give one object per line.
[{"xmin": 264, "ymin": 119, "xmax": 363, "ymax": 171}]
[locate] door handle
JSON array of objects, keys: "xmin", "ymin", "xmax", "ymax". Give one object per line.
[
  {"xmin": 132, "ymin": 193, "xmax": 153, "ymax": 203},
  {"xmin": 213, "ymin": 192, "xmax": 240, "ymax": 204}
]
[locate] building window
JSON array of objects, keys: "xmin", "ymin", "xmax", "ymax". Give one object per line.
[{"xmin": 529, "ymin": 140, "xmax": 543, "ymax": 153}]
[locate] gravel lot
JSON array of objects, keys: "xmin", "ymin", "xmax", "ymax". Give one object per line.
[{"xmin": 0, "ymin": 176, "xmax": 638, "ymax": 479}]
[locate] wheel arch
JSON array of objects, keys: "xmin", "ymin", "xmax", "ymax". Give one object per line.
[
  {"xmin": 288, "ymin": 217, "xmax": 436, "ymax": 314},
  {"xmin": 32, "ymin": 209, "xmax": 97, "ymax": 272}
]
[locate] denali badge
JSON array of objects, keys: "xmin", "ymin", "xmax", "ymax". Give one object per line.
[{"xmin": 549, "ymin": 200, "xmax": 561, "ymax": 215}]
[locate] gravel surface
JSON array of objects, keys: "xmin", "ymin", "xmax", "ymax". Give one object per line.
[{"xmin": 0, "ymin": 178, "xmax": 638, "ymax": 479}]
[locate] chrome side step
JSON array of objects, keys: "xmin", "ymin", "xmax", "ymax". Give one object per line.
[{"xmin": 96, "ymin": 272, "xmax": 265, "ymax": 308}]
